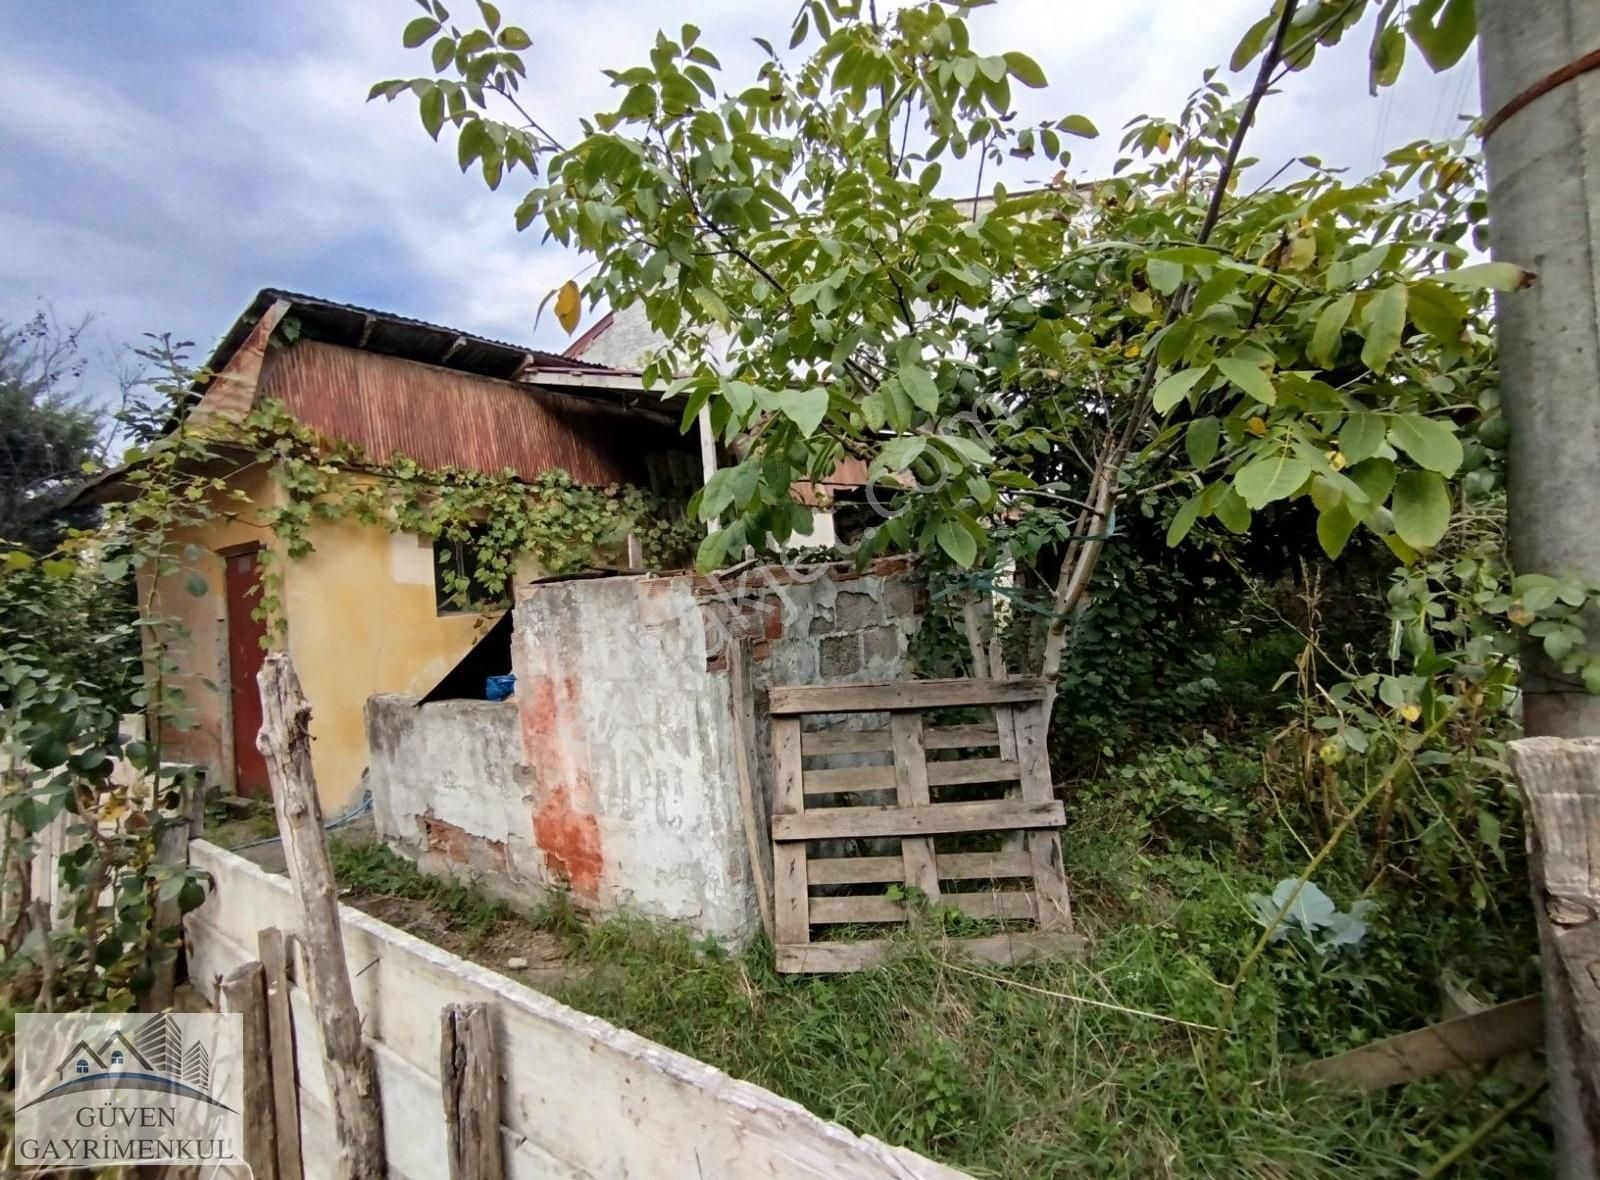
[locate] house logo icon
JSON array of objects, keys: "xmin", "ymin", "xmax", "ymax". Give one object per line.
[{"xmin": 18, "ymin": 1013, "xmax": 234, "ymax": 1113}]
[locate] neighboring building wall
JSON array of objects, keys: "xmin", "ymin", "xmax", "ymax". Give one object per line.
[{"xmin": 366, "ymin": 560, "xmax": 923, "ymax": 942}]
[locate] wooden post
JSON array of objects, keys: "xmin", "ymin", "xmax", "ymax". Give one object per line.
[
  {"xmin": 1507, "ymin": 736, "xmax": 1600, "ymax": 1179},
  {"xmin": 439, "ymin": 1002, "xmax": 505, "ymax": 1180},
  {"xmin": 258, "ymin": 928, "xmax": 304, "ymax": 1180},
  {"xmin": 729, "ymin": 641, "xmax": 774, "ymax": 941},
  {"xmin": 146, "ymin": 813, "xmax": 191, "ymax": 1012},
  {"xmin": 257, "ymin": 653, "xmax": 386, "ymax": 1180},
  {"xmin": 221, "ymin": 961, "xmax": 280, "ymax": 1180}
]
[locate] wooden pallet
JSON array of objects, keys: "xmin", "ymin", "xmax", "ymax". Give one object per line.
[{"xmin": 768, "ymin": 677, "xmax": 1078, "ymax": 974}]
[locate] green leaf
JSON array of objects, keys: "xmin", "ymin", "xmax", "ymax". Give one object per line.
[
  {"xmin": 499, "ymin": 26, "xmax": 532, "ymax": 50},
  {"xmin": 1215, "ymin": 356, "xmax": 1276, "ymax": 406},
  {"xmin": 899, "ymin": 364, "xmax": 941, "ymax": 415},
  {"xmin": 1360, "ymin": 284, "xmax": 1408, "ymax": 373},
  {"xmin": 1003, "ymin": 51, "xmax": 1047, "ymax": 88},
  {"xmin": 1391, "ymin": 469, "xmax": 1451, "ymax": 548},
  {"xmin": 177, "ymin": 877, "xmax": 208, "ymax": 915},
  {"xmin": 1371, "ymin": 24, "xmax": 1406, "ymax": 90},
  {"xmin": 1059, "ymin": 114, "xmax": 1098, "ymax": 138},
  {"xmin": 184, "ymin": 572, "xmax": 209, "ymax": 598},
  {"xmin": 779, "ymin": 387, "xmax": 829, "ymax": 437},
  {"xmin": 1147, "ymin": 257, "xmax": 1183, "ymax": 296},
  {"xmin": 935, "ymin": 520, "xmax": 977, "ymax": 567},
  {"xmin": 1213, "ymin": 487, "xmax": 1251, "ymax": 534},
  {"xmin": 1166, "ymin": 494, "xmax": 1203, "ymax": 547},
  {"xmin": 1230, "ymin": 13, "xmax": 1276, "ymax": 71},
  {"xmin": 1152, "ymin": 368, "xmax": 1206, "ymax": 414},
  {"xmin": 403, "ymin": 16, "xmax": 441, "ymax": 46},
  {"xmin": 1185, "ymin": 417, "xmax": 1221, "ymax": 467},
  {"xmin": 934, "ymin": 435, "xmax": 992, "ymax": 466},
  {"xmin": 1310, "ymin": 293, "xmax": 1354, "ymax": 367},
  {"xmin": 1348, "ymin": 458, "xmax": 1397, "ymax": 518},
  {"xmin": 722, "ymin": 379, "xmax": 754, "ymax": 422},
  {"xmin": 875, "ymin": 436, "xmax": 926, "ymax": 473},
  {"xmin": 1406, "ymin": 281, "xmax": 1468, "ymax": 344},
  {"xmin": 419, "ymin": 85, "xmax": 446, "ymax": 139},
  {"xmin": 1339, "ymin": 412, "xmax": 1388, "ymax": 465},
  {"xmin": 697, "ymin": 526, "xmax": 732, "ymax": 572},
  {"xmin": 1389, "ymin": 413, "xmax": 1463, "ymax": 475},
  {"xmin": 1432, "ymin": 261, "xmax": 1534, "ymax": 291},
  {"xmin": 1234, "ymin": 454, "xmax": 1310, "ymax": 509},
  {"xmin": 1317, "ymin": 503, "xmax": 1360, "ymax": 558},
  {"xmin": 1406, "ymin": 0, "xmax": 1477, "ymax": 70}
]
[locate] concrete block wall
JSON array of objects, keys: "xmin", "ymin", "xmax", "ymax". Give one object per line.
[{"xmin": 366, "ymin": 559, "xmax": 923, "ymax": 943}]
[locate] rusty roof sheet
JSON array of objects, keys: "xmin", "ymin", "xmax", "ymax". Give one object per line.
[
  {"xmin": 259, "ymin": 340, "xmax": 691, "ymax": 486},
  {"xmin": 198, "ymin": 288, "xmax": 614, "ymax": 392}
]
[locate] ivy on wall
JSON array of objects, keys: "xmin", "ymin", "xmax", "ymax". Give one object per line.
[{"xmin": 119, "ymin": 396, "xmax": 699, "ymax": 637}]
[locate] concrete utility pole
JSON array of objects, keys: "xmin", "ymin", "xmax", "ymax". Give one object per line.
[
  {"xmin": 1480, "ymin": 10, "xmax": 1600, "ymax": 1177},
  {"xmin": 1478, "ymin": 3, "xmax": 1600, "ymax": 739}
]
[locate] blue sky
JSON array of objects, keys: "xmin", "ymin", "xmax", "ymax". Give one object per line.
[{"xmin": 1, "ymin": 1, "xmax": 1479, "ymax": 400}]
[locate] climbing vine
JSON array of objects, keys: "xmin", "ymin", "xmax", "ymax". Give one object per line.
[{"xmin": 111, "ymin": 369, "xmax": 699, "ymax": 637}]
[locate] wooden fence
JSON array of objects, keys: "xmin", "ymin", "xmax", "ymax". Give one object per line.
[
  {"xmin": 768, "ymin": 678, "xmax": 1079, "ymax": 973},
  {"xmin": 185, "ymin": 840, "xmax": 967, "ymax": 1180}
]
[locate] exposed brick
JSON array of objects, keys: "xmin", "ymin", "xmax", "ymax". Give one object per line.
[
  {"xmin": 869, "ymin": 555, "xmax": 915, "ymax": 577},
  {"xmin": 819, "ymin": 633, "xmax": 862, "ymax": 677},
  {"xmin": 861, "ymin": 624, "xmax": 901, "ymax": 665},
  {"xmin": 419, "ymin": 813, "xmax": 510, "ymax": 874}
]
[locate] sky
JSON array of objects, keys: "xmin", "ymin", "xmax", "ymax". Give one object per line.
[{"xmin": 0, "ymin": 1, "xmax": 1479, "ymax": 400}]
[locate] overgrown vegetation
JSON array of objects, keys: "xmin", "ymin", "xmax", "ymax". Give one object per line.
[{"xmin": 321, "ymin": 811, "xmax": 1545, "ymax": 1178}]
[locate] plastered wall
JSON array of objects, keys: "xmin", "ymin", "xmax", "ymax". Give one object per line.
[{"xmin": 367, "ymin": 560, "xmax": 923, "ymax": 942}]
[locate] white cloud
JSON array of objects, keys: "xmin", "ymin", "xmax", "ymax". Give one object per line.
[{"xmin": 0, "ymin": 0, "xmax": 1481, "ymax": 388}]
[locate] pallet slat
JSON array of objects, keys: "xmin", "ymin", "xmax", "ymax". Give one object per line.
[
  {"xmin": 810, "ymin": 891, "xmax": 1036, "ymax": 925},
  {"xmin": 770, "ymin": 678, "xmax": 1048, "ymax": 715},
  {"xmin": 772, "ymin": 798, "xmax": 1064, "ymax": 842},
  {"xmin": 801, "ymin": 725, "xmax": 1001, "ymax": 756},
  {"xmin": 771, "ymin": 717, "xmax": 810, "ymax": 949},
  {"xmin": 807, "ymin": 850, "xmax": 1035, "ymax": 885},
  {"xmin": 767, "ymin": 678, "xmax": 1074, "ymax": 973},
  {"xmin": 803, "ymin": 757, "xmax": 1023, "ymax": 795}
]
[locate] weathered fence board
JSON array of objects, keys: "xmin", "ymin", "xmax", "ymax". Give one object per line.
[
  {"xmin": 186, "ymin": 840, "xmax": 966, "ymax": 1180},
  {"xmin": 768, "ymin": 679, "xmax": 1077, "ymax": 973},
  {"xmin": 1300, "ymin": 995, "xmax": 1542, "ymax": 1090}
]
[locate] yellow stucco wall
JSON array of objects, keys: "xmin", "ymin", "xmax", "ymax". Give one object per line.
[
  {"xmin": 155, "ymin": 464, "xmax": 495, "ymax": 808},
  {"xmin": 148, "ymin": 464, "xmax": 284, "ymax": 788},
  {"xmin": 281, "ymin": 511, "xmax": 493, "ymax": 806}
]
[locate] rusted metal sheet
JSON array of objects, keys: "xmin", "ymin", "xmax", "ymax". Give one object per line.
[{"xmin": 259, "ymin": 340, "xmax": 690, "ymax": 486}]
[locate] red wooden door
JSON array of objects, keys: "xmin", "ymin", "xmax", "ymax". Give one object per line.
[{"xmin": 224, "ymin": 548, "xmax": 271, "ymax": 797}]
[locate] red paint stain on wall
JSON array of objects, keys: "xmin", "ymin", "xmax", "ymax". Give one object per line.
[{"xmin": 533, "ymin": 785, "xmax": 603, "ymax": 902}]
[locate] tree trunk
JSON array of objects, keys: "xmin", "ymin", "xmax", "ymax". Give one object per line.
[
  {"xmin": 1478, "ymin": 2, "xmax": 1600, "ymax": 737},
  {"xmin": 257, "ymin": 653, "xmax": 386, "ymax": 1180}
]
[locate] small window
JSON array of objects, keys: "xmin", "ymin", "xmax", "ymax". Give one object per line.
[
  {"xmin": 110, "ymin": 1050, "xmax": 124, "ymax": 1065},
  {"xmin": 76, "ymin": 1059, "xmax": 90, "ymax": 1074},
  {"xmin": 433, "ymin": 526, "xmax": 507, "ymax": 616}
]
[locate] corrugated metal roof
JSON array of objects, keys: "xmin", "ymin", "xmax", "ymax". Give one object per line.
[
  {"xmin": 198, "ymin": 288, "xmax": 614, "ymax": 391},
  {"xmin": 259, "ymin": 340, "xmax": 692, "ymax": 487}
]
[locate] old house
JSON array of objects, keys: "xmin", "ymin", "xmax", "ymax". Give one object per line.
[{"xmin": 86, "ymin": 290, "xmax": 700, "ymax": 808}]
